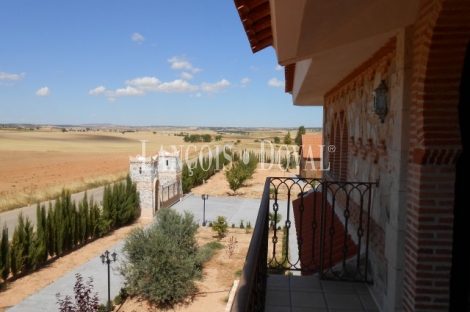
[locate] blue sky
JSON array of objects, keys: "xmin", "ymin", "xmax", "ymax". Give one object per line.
[{"xmin": 0, "ymin": 1, "xmax": 322, "ymax": 128}]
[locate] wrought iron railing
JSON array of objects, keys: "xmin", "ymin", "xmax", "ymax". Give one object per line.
[
  {"xmin": 231, "ymin": 177, "xmax": 376, "ymax": 312},
  {"xmin": 231, "ymin": 179, "xmax": 270, "ymax": 312}
]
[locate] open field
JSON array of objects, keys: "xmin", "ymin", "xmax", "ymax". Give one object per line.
[
  {"xmin": 0, "ymin": 129, "xmax": 219, "ymax": 212},
  {"xmin": 0, "ymin": 127, "xmax": 315, "ymax": 212}
]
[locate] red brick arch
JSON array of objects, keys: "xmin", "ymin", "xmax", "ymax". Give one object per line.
[
  {"xmin": 404, "ymin": 0, "xmax": 470, "ymax": 311},
  {"xmin": 331, "ymin": 112, "xmax": 341, "ymax": 178},
  {"xmin": 339, "ymin": 111, "xmax": 349, "ymax": 181}
]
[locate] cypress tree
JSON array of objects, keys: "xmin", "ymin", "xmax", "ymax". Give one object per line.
[
  {"xmin": 47, "ymin": 202, "xmax": 56, "ymax": 258},
  {"xmin": 54, "ymin": 197, "xmax": 63, "ymax": 256},
  {"xmin": 0, "ymin": 223, "xmax": 10, "ymax": 281},
  {"xmin": 10, "ymin": 213, "xmax": 26, "ymax": 276},
  {"xmin": 24, "ymin": 217, "xmax": 39, "ymax": 271},
  {"xmin": 89, "ymin": 196, "xmax": 97, "ymax": 239},
  {"xmin": 82, "ymin": 192, "xmax": 90, "ymax": 243},
  {"xmin": 35, "ymin": 203, "xmax": 48, "ymax": 264}
]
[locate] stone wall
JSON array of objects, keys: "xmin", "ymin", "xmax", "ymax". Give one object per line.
[{"xmin": 323, "ymin": 33, "xmax": 411, "ymax": 311}]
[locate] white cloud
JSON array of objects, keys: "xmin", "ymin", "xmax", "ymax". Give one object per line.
[
  {"xmin": 108, "ymin": 97, "xmax": 116, "ymax": 103},
  {"xmin": 201, "ymin": 79, "xmax": 230, "ymax": 93},
  {"xmin": 168, "ymin": 56, "xmax": 201, "ymax": 73},
  {"xmin": 125, "ymin": 76, "xmax": 160, "ymax": 88},
  {"xmin": 131, "ymin": 32, "xmax": 145, "ymax": 43},
  {"xmin": 241, "ymin": 77, "xmax": 250, "ymax": 85},
  {"xmin": 36, "ymin": 87, "xmax": 50, "ymax": 96},
  {"xmin": 181, "ymin": 72, "xmax": 193, "ymax": 80},
  {"xmin": 250, "ymin": 65, "xmax": 258, "ymax": 71},
  {"xmin": 195, "ymin": 93, "xmax": 202, "ymax": 98},
  {"xmin": 156, "ymin": 79, "xmax": 198, "ymax": 93},
  {"xmin": 0, "ymin": 71, "xmax": 26, "ymax": 80},
  {"xmin": 268, "ymin": 77, "xmax": 285, "ymax": 87},
  {"xmin": 275, "ymin": 65, "xmax": 283, "ymax": 71},
  {"xmin": 106, "ymin": 86, "xmax": 145, "ymax": 97},
  {"xmin": 89, "ymin": 86, "xmax": 106, "ymax": 95}
]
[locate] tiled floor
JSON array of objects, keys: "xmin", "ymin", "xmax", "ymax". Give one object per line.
[{"xmin": 265, "ymin": 274, "xmax": 380, "ymax": 312}]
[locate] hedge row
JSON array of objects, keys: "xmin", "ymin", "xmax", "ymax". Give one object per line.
[
  {"xmin": 182, "ymin": 151, "xmax": 238, "ymax": 193},
  {"xmin": 225, "ymin": 151, "xmax": 259, "ymax": 192},
  {"xmin": 0, "ymin": 174, "xmax": 139, "ymax": 283}
]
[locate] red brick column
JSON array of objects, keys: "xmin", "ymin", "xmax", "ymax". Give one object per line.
[{"xmin": 403, "ymin": 0, "xmax": 470, "ymax": 310}]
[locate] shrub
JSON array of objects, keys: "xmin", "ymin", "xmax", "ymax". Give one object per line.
[
  {"xmin": 225, "ymin": 151, "xmax": 259, "ymax": 193},
  {"xmin": 119, "ymin": 208, "xmax": 209, "ymax": 308},
  {"xmin": 239, "ymin": 220, "xmax": 245, "ymax": 229},
  {"xmin": 227, "ymin": 236, "xmax": 238, "ymax": 258},
  {"xmin": 56, "ymin": 273, "xmax": 100, "ymax": 312},
  {"xmin": 195, "ymin": 241, "xmax": 223, "ymax": 269},
  {"xmin": 211, "ymin": 216, "xmax": 228, "ymax": 239},
  {"xmin": 205, "ymin": 241, "xmax": 224, "ymax": 250},
  {"xmin": 269, "ymin": 212, "xmax": 282, "ymax": 229},
  {"xmin": 245, "ymin": 221, "xmax": 252, "ymax": 234}
]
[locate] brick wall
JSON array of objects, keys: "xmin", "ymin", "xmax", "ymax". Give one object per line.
[{"xmin": 403, "ymin": 0, "xmax": 469, "ymax": 310}]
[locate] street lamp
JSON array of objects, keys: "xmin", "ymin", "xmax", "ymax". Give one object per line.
[
  {"xmin": 100, "ymin": 250, "xmax": 117, "ymax": 312},
  {"xmin": 201, "ymin": 194, "xmax": 209, "ymax": 226}
]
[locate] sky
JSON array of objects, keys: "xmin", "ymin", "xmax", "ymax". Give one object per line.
[{"xmin": 0, "ymin": 1, "xmax": 323, "ymax": 128}]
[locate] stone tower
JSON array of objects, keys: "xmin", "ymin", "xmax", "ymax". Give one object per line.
[{"xmin": 129, "ymin": 150, "xmax": 182, "ymax": 219}]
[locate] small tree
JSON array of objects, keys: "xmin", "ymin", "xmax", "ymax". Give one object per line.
[
  {"xmin": 56, "ymin": 273, "xmax": 100, "ymax": 312},
  {"xmin": 119, "ymin": 208, "xmax": 207, "ymax": 308},
  {"xmin": 211, "ymin": 216, "xmax": 228, "ymax": 239},
  {"xmin": 294, "ymin": 126, "xmax": 306, "ymax": 146},
  {"xmin": 284, "ymin": 131, "xmax": 292, "ymax": 145},
  {"xmin": 273, "ymin": 136, "xmax": 280, "ymax": 144}
]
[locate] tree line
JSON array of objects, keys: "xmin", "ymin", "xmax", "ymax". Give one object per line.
[
  {"xmin": 182, "ymin": 151, "xmax": 237, "ymax": 193},
  {"xmin": 183, "ymin": 134, "xmax": 222, "ymax": 143},
  {"xmin": 225, "ymin": 151, "xmax": 259, "ymax": 193},
  {"xmin": 0, "ymin": 174, "xmax": 139, "ymax": 283}
]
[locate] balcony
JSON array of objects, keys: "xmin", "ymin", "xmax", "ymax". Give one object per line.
[{"xmin": 231, "ymin": 177, "xmax": 380, "ymax": 312}]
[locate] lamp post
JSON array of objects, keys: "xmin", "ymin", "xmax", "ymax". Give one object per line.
[
  {"xmin": 100, "ymin": 250, "xmax": 117, "ymax": 312},
  {"xmin": 201, "ymin": 194, "xmax": 209, "ymax": 226}
]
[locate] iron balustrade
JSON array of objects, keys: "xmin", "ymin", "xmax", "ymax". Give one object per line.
[{"xmin": 231, "ymin": 177, "xmax": 376, "ymax": 312}]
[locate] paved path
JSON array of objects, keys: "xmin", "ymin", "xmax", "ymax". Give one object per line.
[
  {"xmin": 0, "ymin": 185, "xmax": 109, "ymax": 233},
  {"xmin": 7, "ymin": 195, "xmax": 296, "ymax": 312}
]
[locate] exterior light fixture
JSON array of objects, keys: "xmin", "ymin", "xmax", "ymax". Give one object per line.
[
  {"xmin": 100, "ymin": 250, "xmax": 117, "ymax": 311},
  {"xmin": 201, "ymin": 194, "xmax": 209, "ymax": 226},
  {"xmin": 373, "ymin": 80, "xmax": 388, "ymax": 124}
]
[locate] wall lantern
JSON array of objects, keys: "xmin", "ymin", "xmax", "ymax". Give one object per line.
[{"xmin": 373, "ymin": 80, "xmax": 388, "ymax": 124}]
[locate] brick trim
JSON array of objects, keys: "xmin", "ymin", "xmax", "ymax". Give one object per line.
[{"xmin": 404, "ymin": 0, "xmax": 470, "ymax": 310}]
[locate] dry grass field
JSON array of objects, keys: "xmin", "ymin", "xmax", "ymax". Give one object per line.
[
  {"xmin": 0, "ymin": 128, "xmax": 219, "ymax": 212},
  {"xmin": 0, "ymin": 127, "xmax": 313, "ymax": 212}
]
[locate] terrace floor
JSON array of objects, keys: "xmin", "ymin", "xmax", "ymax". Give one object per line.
[{"xmin": 265, "ymin": 274, "xmax": 380, "ymax": 312}]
